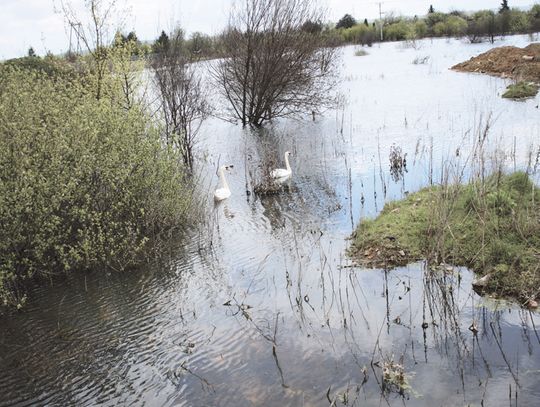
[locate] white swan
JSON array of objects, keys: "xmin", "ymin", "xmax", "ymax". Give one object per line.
[
  {"xmin": 214, "ymin": 165, "xmax": 232, "ymax": 201},
  {"xmin": 270, "ymin": 151, "xmax": 292, "ymax": 180}
]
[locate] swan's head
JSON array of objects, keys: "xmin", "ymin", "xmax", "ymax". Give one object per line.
[
  {"xmin": 285, "ymin": 151, "xmax": 292, "ymax": 157},
  {"xmin": 219, "ymin": 164, "xmax": 234, "ymax": 172}
]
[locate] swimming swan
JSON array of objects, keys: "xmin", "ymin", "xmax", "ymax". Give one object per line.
[
  {"xmin": 214, "ymin": 165, "xmax": 233, "ymax": 201},
  {"xmin": 270, "ymin": 151, "xmax": 292, "ymax": 180}
]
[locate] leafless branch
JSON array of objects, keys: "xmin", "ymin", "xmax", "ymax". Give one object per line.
[
  {"xmin": 211, "ymin": 0, "xmax": 338, "ymax": 127},
  {"xmin": 151, "ymin": 29, "xmax": 211, "ymax": 171}
]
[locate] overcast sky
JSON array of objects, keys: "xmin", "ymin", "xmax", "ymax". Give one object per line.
[{"xmin": 0, "ymin": 0, "xmax": 536, "ymax": 59}]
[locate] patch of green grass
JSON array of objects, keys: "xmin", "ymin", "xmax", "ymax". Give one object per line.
[
  {"xmin": 502, "ymin": 81, "xmax": 539, "ymax": 99},
  {"xmin": 351, "ymin": 172, "xmax": 540, "ymax": 303}
]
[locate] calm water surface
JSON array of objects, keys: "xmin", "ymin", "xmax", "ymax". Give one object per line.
[{"xmin": 1, "ymin": 35, "xmax": 540, "ymax": 406}]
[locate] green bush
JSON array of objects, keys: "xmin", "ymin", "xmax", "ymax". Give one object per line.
[
  {"xmin": 444, "ymin": 15, "xmax": 468, "ymax": 36},
  {"xmin": 340, "ymin": 24, "xmax": 377, "ymax": 45},
  {"xmin": 509, "ymin": 9, "xmax": 530, "ymax": 32},
  {"xmin": 384, "ymin": 21, "xmax": 414, "ymax": 41},
  {"xmin": 426, "ymin": 12, "xmax": 447, "ymax": 29},
  {"xmin": 3, "ymin": 55, "xmax": 78, "ymax": 79},
  {"xmin": 432, "ymin": 21, "xmax": 447, "ymax": 37},
  {"xmin": 0, "ymin": 67, "xmax": 195, "ymax": 307},
  {"xmin": 413, "ymin": 21, "xmax": 428, "ymax": 38}
]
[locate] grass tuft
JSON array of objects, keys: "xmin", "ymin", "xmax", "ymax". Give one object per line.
[{"xmin": 502, "ymin": 81, "xmax": 539, "ymax": 99}]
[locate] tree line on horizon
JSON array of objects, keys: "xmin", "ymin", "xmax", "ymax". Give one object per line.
[
  {"xmin": 14, "ymin": 1, "xmax": 540, "ymax": 63},
  {"xmin": 334, "ymin": 1, "xmax": 540, "ymax": 45}
]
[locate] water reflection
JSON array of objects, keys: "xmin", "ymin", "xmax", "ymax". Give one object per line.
[{"xmin": 1, "ymin": 35, "xmax": 540, "ymax": 406}]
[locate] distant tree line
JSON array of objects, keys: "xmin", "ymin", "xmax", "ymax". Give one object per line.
[
  {"xmin": 20, "ymin": 2, "xmax": 540, "ymax": 63},
  {"xmin": 331, "ymin": 2, "xmax": 540, "ymax": 45}
]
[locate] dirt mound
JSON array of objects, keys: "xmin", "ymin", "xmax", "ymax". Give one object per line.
[{"xmin": 452, "ymin": 44, "xmax": 540, "ymax": 82}]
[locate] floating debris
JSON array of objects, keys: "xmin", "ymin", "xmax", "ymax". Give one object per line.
[
  {"xmin": 378, "ymin": 355, "xmax": 413, "ymax": 396},
  {"xmin": 472, "ymin": 273, "xmax": 492, "ymax": 291}
]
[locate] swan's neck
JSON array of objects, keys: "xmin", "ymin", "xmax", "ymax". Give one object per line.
[
  {"xmin": 219, "ymin": 167, "xmax": 229, "ymax": 190},
  {"xmin": 284, "ymin": 154, "xmax": 291, "ymax": 172}
]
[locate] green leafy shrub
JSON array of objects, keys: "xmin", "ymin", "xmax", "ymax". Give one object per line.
[
  {"xmin": 342, "ymin": 24, "xmax": 377, "ymax": 45},
  {"xmin": 384, "ymin": 21, "xmax": 415, "ymax": 41},
  {"xmin": 0, "ymin": 66, "xmax": 195, "ymax": 307},
  {"xmin": 2, "ymin": 55, "xmax": 75, "ymax": 79},
  {"xmin": 444, "ymin": 15, "xmax": 468, "ymax": 36}
]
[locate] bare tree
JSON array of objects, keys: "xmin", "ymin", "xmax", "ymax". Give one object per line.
[
  {"xmin": 59, "ymin": 0, "xmax": 120, "ymax": 100},
  {"xmin": 212, "ymin": 0, "xmax": 337, "ymax": 127},
  {"xmin": 151, "ymin": 29, "xmax": 211, "ymax": 171}
]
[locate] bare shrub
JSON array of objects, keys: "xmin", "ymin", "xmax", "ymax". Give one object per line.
[
  {"xmin": 151, "ymin": 29, "xmax": 211, "ymax": 170},
  {"xmin": 212, "ymin": 0, "xmax": 338, "ymax": 127}
]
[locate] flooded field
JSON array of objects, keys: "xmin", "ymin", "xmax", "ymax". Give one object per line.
[{"xmin": 1, "ymin": 35, "xmax": 540, "ymax": 406}]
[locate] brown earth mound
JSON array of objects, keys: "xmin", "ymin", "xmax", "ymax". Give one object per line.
[{"xmin": 452, "ymin": 43, "xmax": 540, "ymax": 82}]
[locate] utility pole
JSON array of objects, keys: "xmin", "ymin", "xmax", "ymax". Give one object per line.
[
  {"xmin": 378, "ymin": 2, "xmax": 384, "ymax": 42},
  {"xmin": 69, "ymin": 23, "xmax": 82, "ymax": 55}
]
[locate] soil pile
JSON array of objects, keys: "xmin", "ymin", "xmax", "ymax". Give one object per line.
[{"xmin": 452, "ymin": 43, "xmax": 540, "ymax": 82}]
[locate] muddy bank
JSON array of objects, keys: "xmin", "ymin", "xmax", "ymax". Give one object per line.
[{"xmin": 452, "ymin": 43, "xmax": 540, "ymax": 82}]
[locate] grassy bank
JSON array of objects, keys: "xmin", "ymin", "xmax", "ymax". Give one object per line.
[
  {"xmin": 350, "ymin": 171, "xmax": 540, "ymax": 303},
  {"xmin": 0, "ymin": 56, "xmax": 196, "ymax": 309}
]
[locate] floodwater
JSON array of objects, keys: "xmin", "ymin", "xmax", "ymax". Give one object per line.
[{"xmin": 2, "ymin": 35, "xmax": 540, "ymax": 406}]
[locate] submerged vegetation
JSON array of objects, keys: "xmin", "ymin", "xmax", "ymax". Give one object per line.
[
  {"xmin": 351, "ymin": 171, "xmax": 540, "ymax": 303},
  {"xmin": 502, "ymin": 81, "xmax": 540, "ymax": 98}
]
